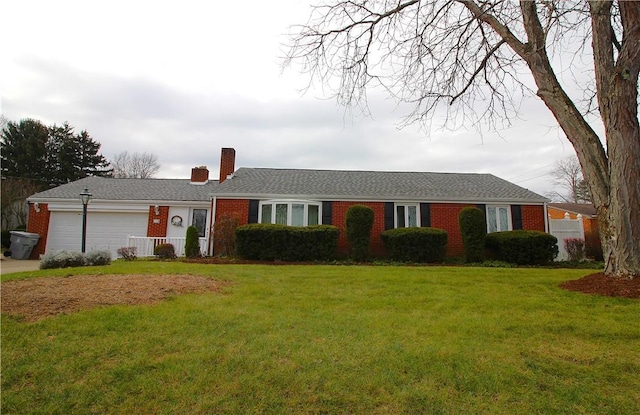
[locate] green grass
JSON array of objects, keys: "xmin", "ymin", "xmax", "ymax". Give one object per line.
[{"xmin": 2, "ymin": 262, "xmax": 639, "ymax": 414}]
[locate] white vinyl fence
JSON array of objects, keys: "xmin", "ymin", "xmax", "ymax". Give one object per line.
[
  {"xmin": 548, "ymin": 213, "xmax": 584, "ymax": 261},
  {"xmin": 127, "ymin": 236, "xmax": 208, "ymax": 257}
]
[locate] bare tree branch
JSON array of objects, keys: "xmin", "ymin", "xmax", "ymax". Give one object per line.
[
  {"xmin": 283, "ymin": 0, "xmax": 640, "ymax": 276},
  {"xmin": 111, "ymin": 151, "xmax": 160, "ymax": 179}
]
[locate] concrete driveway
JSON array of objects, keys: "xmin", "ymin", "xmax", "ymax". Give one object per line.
[{"xmin": 1, "ymin": 258, "xmax": 41, "ymax": 275}]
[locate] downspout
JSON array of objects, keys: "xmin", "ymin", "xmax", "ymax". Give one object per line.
[
  {"xmin": 543, "ymin": 202, "xmax": 549, "ymax": 233},
  {"xmin": 207, "ymin": 196, "xmax": 217, "ymax": 256}
]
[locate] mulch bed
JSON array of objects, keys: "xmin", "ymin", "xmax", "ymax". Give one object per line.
[
  {"xmin": 560, "ymin": 272, "xmax": 640, "ymax": 299},
  {"xmin": 1, "ymin": 274, "xmax": 230, "ymax": 322}
]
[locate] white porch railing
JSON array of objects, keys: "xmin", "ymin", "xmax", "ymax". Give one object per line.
[{"xmin": 127, "ymin": 236, "xmax": 208, "ymax": 257}]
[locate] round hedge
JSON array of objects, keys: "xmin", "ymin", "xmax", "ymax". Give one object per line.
[{"xmin": 381, "ymin": 227, "xmax": 448, "ymax": 263}]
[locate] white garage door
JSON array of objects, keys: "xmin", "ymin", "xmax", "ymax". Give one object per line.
[{"xmin": 46, "ymin": 211, "xmax": 148, "ymax": 258}]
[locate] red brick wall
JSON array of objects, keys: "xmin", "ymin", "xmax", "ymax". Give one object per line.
[
  {"xmin": 219, "ymin": 148, "xmax": 236, "ymax": 183},
  {"xmin": 521, "ymin": 205, "xmax": 546, "ymax": 231},
  {"xmin": 332, "ymin": 202, "xmax": 386, "ymax": 257},
  {"xmin": 213, "ymin": 199, "xmax": 548, "ymax": 259},
  {"xmin": 26, "ymin": 203, "xmax": 51, "ymax": 259},
  {"xmin": 215, "ymin": 199, "xmax": 250, "ymax": 226},
  {"xmin": 430, "ymin": 203, "xmax": 476, "ymax": 257},
  {"xmin": 191, "ymin": 167, "xmax": 209, "ymax": 183},
  {"xmin": 147, "ymin": 206, "xmax": 169, "ymax": 237},
  {"xmin": 212, "ymin": 199, "xmax": 248, "ymax": 254}
]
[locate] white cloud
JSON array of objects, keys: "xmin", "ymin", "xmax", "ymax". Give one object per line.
[{"xmin": 1, "ymin": 0, "xmax": 591, "ymax": 198}]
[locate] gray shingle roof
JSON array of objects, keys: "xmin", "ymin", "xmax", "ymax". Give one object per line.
[
  {"xmin": 215, "ymin": 168, "xmax": 548, "ymax": 203},
  {"xmin": 27, "ymin": 168, "xmax": 548, "ymax": 204},
  {"xmin": 28, "ymin": 176, "xmax": 219, "ymax": 202}
]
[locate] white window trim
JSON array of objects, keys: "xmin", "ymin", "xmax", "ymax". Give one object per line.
[
  {"xmin": 486, "ymin": 205, "xmax": 512, "ymax": 233},
  {"xmin": 258, "ymin": 200, "xmax": 322, "ymax": 226},
  {"xmin": 394, "ymin": 203, "xmax": 421, "ymax": 228}
]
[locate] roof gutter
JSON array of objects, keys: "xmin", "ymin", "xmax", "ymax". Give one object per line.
[{"xmin": 210, "ymin": 193, "xmax": 550, "ymax": 205}]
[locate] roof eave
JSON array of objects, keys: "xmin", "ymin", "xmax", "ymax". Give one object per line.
[{"xmin": 211, "ymin": 192, "xmax": 549, "ymax": 204}]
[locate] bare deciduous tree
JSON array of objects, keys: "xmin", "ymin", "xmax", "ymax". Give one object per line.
[
  {"xmin": 285, "ymin": 0, "xmax": 639, "ymax": 278},
  {"xmin": 111, "ymin": 151, "xmax": 160, "ymax": 179},
  {"xmin": 547, "ymin": 156, "xmax": 591, "ymax": 204},
  {"xmin": 1, "ymin": 178, "xmax": 41, "ymax": 230}
]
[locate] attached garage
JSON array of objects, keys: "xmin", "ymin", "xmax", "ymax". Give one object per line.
[{"xmin": 46, "ymin": 211, "xmax": 148, "ymax": 258}]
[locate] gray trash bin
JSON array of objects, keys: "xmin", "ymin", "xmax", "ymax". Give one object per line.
[{"xmin": 9, "ymin": 231, "xmax": 41, "ymax": 260}]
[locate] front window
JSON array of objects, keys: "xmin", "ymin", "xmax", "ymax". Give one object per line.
[
  {"xmin": 396, "ymin": 204, "xmax": 419, "ymax": 228},
  {"xmin": 261, "ymin": 204, "xmax": 272, "ymax": 224},
  {"xmin": 259, "ymin": 201, "xmax": 322, "ymax": 226},
  {"xmin": 192, "ymin": 209, "xmax": 207, "ymax": 237},
  {"xmin": 486, "ymin": 206, "xmax": 511, "ymax": 233},
  {"xmin": 275, "ymin": 204, "xmax": 288, "ymax": 225},
  {"xmin": 308, "ymin": 205, "xmax": 319, "ymax": 226}
]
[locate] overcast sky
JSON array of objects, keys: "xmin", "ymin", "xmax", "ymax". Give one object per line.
[{"xmin": 1, "ymin": 0, "xmax": 596, "ymax": 197}]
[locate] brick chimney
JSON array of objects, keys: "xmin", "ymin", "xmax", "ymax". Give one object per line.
[
  {"xmin": 190, "ymin": 166, "xmax": 209, "ymax": 184},
  {"xmin": 219, "ymin": 148, "xmax": 236, "ymax": 183}
]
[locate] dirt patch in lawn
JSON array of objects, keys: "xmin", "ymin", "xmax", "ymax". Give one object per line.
[
  {"xmin": 560, "ymin": 272, "xmax": 640, "ymax": 299},
  {"xmin": 2, "ymin": 268, "xmax": 636, "ymax": 323},
  {"xmin": 1, "ymin": 274, "xmax": 230, "ymax": 322}
]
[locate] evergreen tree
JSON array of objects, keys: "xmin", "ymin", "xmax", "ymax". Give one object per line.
[
  {"xmin": 184, "ymin": 226, "xmax": 202, "ymax": 258},
  {"xmin": 0, "ymin": 119, "xmax": 49, "ymax": 187},
  {"xmin": 1, "ymin": 119, "xmax": 112, "ymax": 189}
]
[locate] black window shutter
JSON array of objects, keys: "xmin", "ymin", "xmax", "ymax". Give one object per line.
[
  {"xmin": 384, "ymin": 202, "xmax": 395, "ymax": 230},
  {"xmin": 248, "ymin": 200, "xmax": 259, "ymax": 223},
  {"xmin": 511, "ymin": 205, "xmax": 523, "ymax": 230},
  {"xmin": 476, "ymin": 204, "xmax": 486, "ymax": 214},
  {"xmin": 420, "ymin": 203, "xmax": 431, "ymax": 227},
  {"xmin": 322, "ymin": 201, "xmax": 332, "ymax": 225}
]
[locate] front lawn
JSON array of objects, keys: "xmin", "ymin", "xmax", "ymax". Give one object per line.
[{"xmin": 2, "ymin": 263, "xmax": 639, "ymax": 414}]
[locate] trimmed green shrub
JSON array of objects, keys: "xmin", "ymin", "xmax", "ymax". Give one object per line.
[
  {"xmin": 84, "ymin": 250, "xmax": 111, "ymax": 266},
  {"xmin": 40, "ymin": 250, "xmax": 86, "ymax": 269},
  {"xmin": 235, "ymin": 224, "xmax": 339, "ymax": 261},
  {"xmin": 345, "ymin": 205, "xmax": 374, "ymax": 261},
  {"xmin": 236, "ymin": 224, "xmax": 287, "ymax": 261},
  {"xmin": 40, "ymin": 250, "xmax": 112, "ymax": 269},
  {"xmin": 154, "ymin": 243, "xmax": 176, "ymax": 259},
  {"xmin": 486, "ymin": 230, "xmax": 558, "ymax": 265},
  {"xmin": 458, "ymin": 207, "xmax": 487, "ymax": 263},
  {"xmin": 381, "ymin": 227, "xmax": 448, "ymax": 263},
  {"xmin": 185, "ymin": 225, "xmax": 201, "ymax": 258}
]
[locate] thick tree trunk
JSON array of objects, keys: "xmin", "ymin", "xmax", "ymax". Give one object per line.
[
  {"xmin": 590, "ymin": 0, "xmax": 640, "ymax": 278},
  {"xmin": 600, "ymin": 127, "xmax": 640, "ymax": 278},
  {"xmin": 598, "ymin": 63, "xmax": 640, "ymax": 278},
  {"xmin": 509, "ymin": 1, "xmax": 639, "ymax": 279}
]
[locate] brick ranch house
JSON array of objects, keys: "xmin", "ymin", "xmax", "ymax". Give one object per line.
[{"xmin": 26, "ymin": 148, "xmax": 550, "ymax": 259}]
